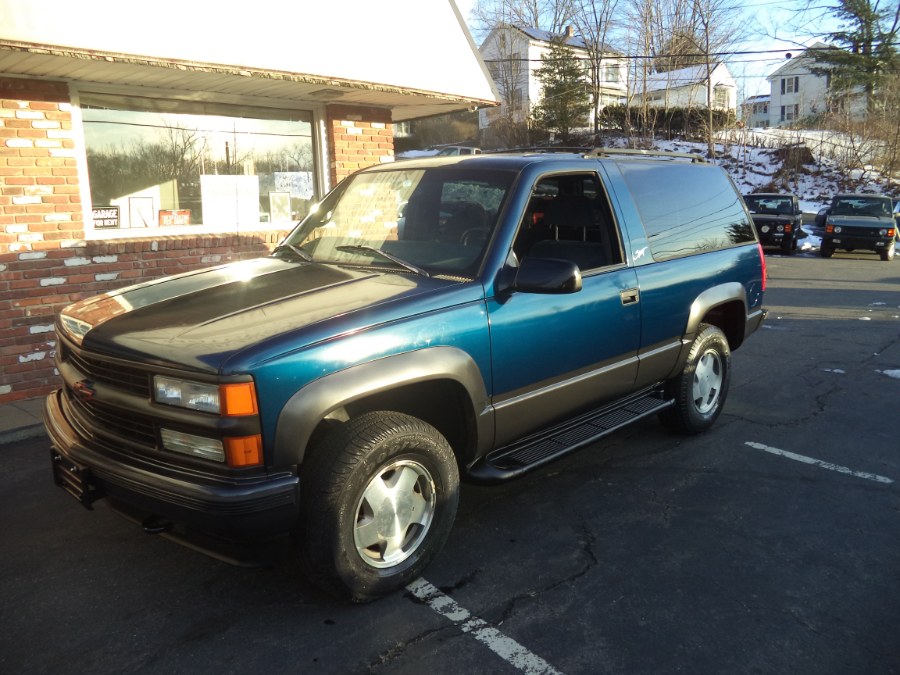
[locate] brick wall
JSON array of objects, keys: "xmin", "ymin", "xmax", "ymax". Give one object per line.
[
  {"xmin": 326, "ymin": 104, "xmax": 395, "ymax": 185},
  {"xmin": 1, "ymin": 79, "xmax": 395, "ymax": 405}
]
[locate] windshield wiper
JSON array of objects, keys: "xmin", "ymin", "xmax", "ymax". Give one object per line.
[
  {"xmin": 271, "ymin": 243, "xmax": 313, "ymax": 262},
  {"xmin": 336, "ymin": 245, "xmax": 430, "ymax": 277}
]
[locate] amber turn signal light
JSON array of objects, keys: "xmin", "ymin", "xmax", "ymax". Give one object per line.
[
  {"xmin": 220, "ymin": 382, "xmax": 259, "ymax": 416},
  {"xmin": 224, "ymin": 435, "xmax": 263, "ymax": 467}
]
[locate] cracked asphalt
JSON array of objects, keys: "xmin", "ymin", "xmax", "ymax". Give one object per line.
[{"xmin": 2, "ymin": 252, "xmax": 899, "ymax": 674}]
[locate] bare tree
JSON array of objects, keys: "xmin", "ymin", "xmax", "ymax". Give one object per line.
[
  {"xmin": 471, "ymin": 0, "xmax": 576, "ymax": 40},
  {"xmin": 690, "ymin": 0, "xmax": 741, "ymax": 158},
  {"xmin": 483, "ymin": 24, "xmax": 531, "ymax": 147},
  {"xmin": 571, "ymin": 0, "xmax": 621, "ymax": 139}
]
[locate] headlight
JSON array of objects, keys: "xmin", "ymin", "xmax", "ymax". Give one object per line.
[
  {"xmin": 879, "ymin": 229, "xmax": 888, "ymax": 236},
  {"xmin": 761, "ymin": 225, "xmax": 770, "ymax": 233},
  {"xmin": 834, "ymin": 226, "xmax": 842, "ymax": 234},
  {"xmin": 776, "ymin": 225, "xmax": 784, "ymax": 232},
  {"xmin": 154, "ymin": 376, "xmax": 220, "ymax": 413}
]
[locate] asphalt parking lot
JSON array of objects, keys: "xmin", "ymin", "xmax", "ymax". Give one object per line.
[{"xmin": 2, "ymin": 251, "xmax": 899, "ymax": 675}]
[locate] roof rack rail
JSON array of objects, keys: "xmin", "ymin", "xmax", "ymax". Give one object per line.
[
  {"xmin": 584, "ymin": 147, "xmax": 707, "ymax": 163},
  {"xmin": 486, "ymin": 146, "xmax": 590, "ymax": 155}
]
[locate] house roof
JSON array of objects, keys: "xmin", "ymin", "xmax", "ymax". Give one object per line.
[
  {"xmin": 513, "ymin": 25, "xmax": 620, "ymax": 55},
  {"xmin": 645, "ymin": 63, "xmax": 731, "ymax": 93},
  {"xmin": 766, "ymin": 42, "xmax": 832, "ymax": 80},
  {"xmin": 0, "ymin": 0, "xmax": 498, "ymax": 121}
]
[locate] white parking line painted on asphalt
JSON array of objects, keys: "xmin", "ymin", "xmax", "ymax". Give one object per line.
[
  {"xmin": 745, "ymin": 442, "xmax": 894, "ymax": 484},
  {"xmin": 406, "ymin": 578, "xmax": 564, "ymax": 675}
]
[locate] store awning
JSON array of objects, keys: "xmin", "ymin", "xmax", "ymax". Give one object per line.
[{"xmin": 0, "ymin": 0, "xmax": 498, "ymax": 120}]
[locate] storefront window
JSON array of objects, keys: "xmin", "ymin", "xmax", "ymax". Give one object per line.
[{"xmin": 80, "ymin": 94, "xmax": 317, "ymax": 233}]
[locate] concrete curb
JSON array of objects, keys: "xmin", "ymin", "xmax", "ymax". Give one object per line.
[{"xmin": 0, "ymin": 398, "xmax": 47, "ymax": 446}]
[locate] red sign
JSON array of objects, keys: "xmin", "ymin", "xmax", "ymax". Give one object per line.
[{"xmin": 158, "ymin": 209, "xmax": 191, "ymax": 226}]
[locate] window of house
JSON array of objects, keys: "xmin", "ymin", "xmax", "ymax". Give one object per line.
[
  {"xmin": 714, "ymin": 86, "xmax": 729, "ymax": 108},
  {"xmin": 780, "ymin": 104, "xmax": 800, "ymax": 122},
  {"xmin": 781, "ymin": 76, "xmax": 799, "ymax": 94},
  {"xmin": 80, "ymin": 93, "xmax": 317, "ymax": 236},
  {"xmin": 603, "ymin": 64, "xmax": 621, "ymax": 83}
]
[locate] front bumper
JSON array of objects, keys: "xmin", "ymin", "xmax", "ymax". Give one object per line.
[
  {"xmin": 44, "ymin": 389, "xmax": 300, "ymax": 543},
  {"xmin": 824, "ymin": 234, "xmax": 893, "ymax": 252}
]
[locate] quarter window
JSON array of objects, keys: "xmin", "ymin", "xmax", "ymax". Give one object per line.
[{"xmin": 618, "ymin": 163, "xmax": 755, "ymax": 261}]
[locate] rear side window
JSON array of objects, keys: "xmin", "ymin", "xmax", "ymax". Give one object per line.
[{"xmin": 618, "ymin": 163, "xmax": 755, "ymax": 261}]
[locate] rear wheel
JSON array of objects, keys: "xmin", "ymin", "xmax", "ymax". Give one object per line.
[
  {"xmin": 661, "ymin": 324, "xmax": 731, "ymax": 434},
  {"xmin": 298, "ymin": 411, "xmax": 459, "ymax": 602}
]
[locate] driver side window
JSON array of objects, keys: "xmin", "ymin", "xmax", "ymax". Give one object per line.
[{"xmin": 513, "ymin": 172, "xmax": 623, "ymax": 271}]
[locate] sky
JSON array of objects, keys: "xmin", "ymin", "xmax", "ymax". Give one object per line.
[{"xmin": 455, "ymin": 0, "xmax": 842, "ymax": 100}]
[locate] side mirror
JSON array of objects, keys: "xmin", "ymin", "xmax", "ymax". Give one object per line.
[{"xmin": 511, "ymin": 257, "xmax": 582, "ymax": 294}]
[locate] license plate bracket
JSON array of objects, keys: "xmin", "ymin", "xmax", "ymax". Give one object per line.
[{"xmin": 50, "ymin": 450, "xmax": 102, "ymax": 509}]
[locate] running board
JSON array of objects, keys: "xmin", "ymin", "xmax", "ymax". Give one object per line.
[{"xmin": 467, "ymin": 388, "xmax": 673, "ymax": 484}]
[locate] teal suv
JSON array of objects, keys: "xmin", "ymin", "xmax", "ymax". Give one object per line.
[{"xmin": 45, "ymin": 149, "xmax": 767, "ymax": 601}]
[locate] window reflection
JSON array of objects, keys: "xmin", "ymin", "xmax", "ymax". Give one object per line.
[{"xmin": 82, "ymin": 98, "xmax": 316, "ymax": 232}]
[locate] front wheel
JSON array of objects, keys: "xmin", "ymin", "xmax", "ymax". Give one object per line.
[
  {"xmin": 661, "ymin": 324, "xmax": 731, "ymax": 434},
  {"xmin": 781, "ymin": 237, "xmax": 794, "ymax": 255},
  {"xmin": 820, "ymin": 240, "xmax": 834, "ymax": 258},
  {"xmin": 880, "ymin": 241, "xmax": 895, "ymax": 261},
  {"xmin": 298, "ymin": 411, "xmax": 459, "ymax": 602}
]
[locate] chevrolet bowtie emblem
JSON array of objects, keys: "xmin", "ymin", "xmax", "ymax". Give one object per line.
[{"xmin": 73, "ymin": 380, "xmax": 96, "ymax": 402}]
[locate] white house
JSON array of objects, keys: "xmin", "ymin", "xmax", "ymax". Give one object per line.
[
  {"xmin": 742, "ymin": 94, "xmax": 770, "ymax": 128},
  {"xmin": 478, "ymin": 24, "xmax": 627, "ymax": 139},
  {"xmin": 765, "ymin": 42, "xmax": 868, "ymax": 127},
  {"xmin": 635, "ymin": 62, "xmax": 737, "ymax": 112},
  {"xmin": 767, "ymin": 43, "xmax": 832, "ymax": 126}
]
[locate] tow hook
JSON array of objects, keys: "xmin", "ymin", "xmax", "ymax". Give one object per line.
[{"xmin": 142, "ymin": 515, "xmax": 174, "ymax": 534}]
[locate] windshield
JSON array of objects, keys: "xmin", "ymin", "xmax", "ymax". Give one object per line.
[
  {"xmin": 744, "ymin": 196, "xmax": 794, "ymax": 215},
  {"xmin": 832, "ymin": 197, "xmax": 891, "ymax": 217},
  {"xmin": 280, "ymin": 167, "xmax": 514, "ymax": 277}
]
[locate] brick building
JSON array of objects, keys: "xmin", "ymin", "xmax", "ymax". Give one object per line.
[{"xmin": 0, "ymin": 0, "xmax": 497, "ymax": 404}]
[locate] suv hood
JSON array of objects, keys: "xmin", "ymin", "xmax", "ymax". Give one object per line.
[
  {"xmin": 61, "ymin": 257, "xmax": 462, "ymax": 372},
  {"xmin": 829, "ymin": 214, "xmax": 893, "ymax": 227}
]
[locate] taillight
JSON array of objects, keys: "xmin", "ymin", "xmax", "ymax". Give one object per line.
[{"xmin": 758, "ymin": 243, "xmax": 767, "ymax": 292}]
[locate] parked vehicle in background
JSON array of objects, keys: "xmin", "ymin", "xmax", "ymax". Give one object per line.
[
  {"xmin": 435, "ymin": 145, "xmax": 482, "ymax": 156},
  {"xmin": 743, "ymin": 193, "xmax": 803, "ymax": 255},
  {"xmin": 44, "ymin": 149, "xmax": 766, "ymax": 602},
  {"xmin": 395, "ymin": 145, "xmax": 482, "ymax": 160},
  {"xmin": 818, "ymin": 193, "xmax": 896, "ymax": 261}
]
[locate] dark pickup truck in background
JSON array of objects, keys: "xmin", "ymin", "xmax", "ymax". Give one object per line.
[{"xmin": 45, "ymin": 149, "xmax": 767, "ymax": 601}]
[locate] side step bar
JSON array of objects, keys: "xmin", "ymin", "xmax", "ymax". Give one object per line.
[{"xmin": 467, "ymin": 388, "xmax": 673, "ymax": 484}]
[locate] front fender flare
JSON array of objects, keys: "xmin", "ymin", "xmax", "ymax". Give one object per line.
[{"xmin": 272, "ymin": 346, "xmax": 493, "ymax": 466}]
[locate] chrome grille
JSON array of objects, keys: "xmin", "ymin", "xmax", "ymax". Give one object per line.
[
  {"xmin": 65, "ymin": 390, "xmax": 158, "ymax": 451},
  {"xmin": 61, "ymin": 343, "xmax": 151, "ymax": 397}
]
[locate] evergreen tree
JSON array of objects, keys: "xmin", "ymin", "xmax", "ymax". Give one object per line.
[
  {"xmin": 809, "ymin": 0, "xmax": 900, "ymax": 112},
  {"xmin": 531, "ymin": 39, "xmax": 591, "ymax": 142}
]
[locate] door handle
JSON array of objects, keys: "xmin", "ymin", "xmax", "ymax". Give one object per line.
[{"xmin": 620, "ymin": 288, "xmax": 639, "ymax": 305}]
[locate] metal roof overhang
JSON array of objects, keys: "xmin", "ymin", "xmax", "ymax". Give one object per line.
[{"xmin": 0, "ymin": 42, "xmax": 495, "ymax": 121}]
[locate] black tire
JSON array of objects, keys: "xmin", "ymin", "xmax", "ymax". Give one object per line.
[
  {"xmin": 298, "ymin": 411, "xmax": 459, "ymax": 602},
  {"xmin": 661, "ymin": 324, "xmax": 731, "ymax": 435},
  {"xmin": 781, "ymin": 237, "xmax": 794, "ymax": 256},
  {"xmin": 820, "ymin": 240, "xmax": 834, "ymax": 258},
  {"xmin": 880, "ymin": 241, "xmax": 895, "ymax": 262}
]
